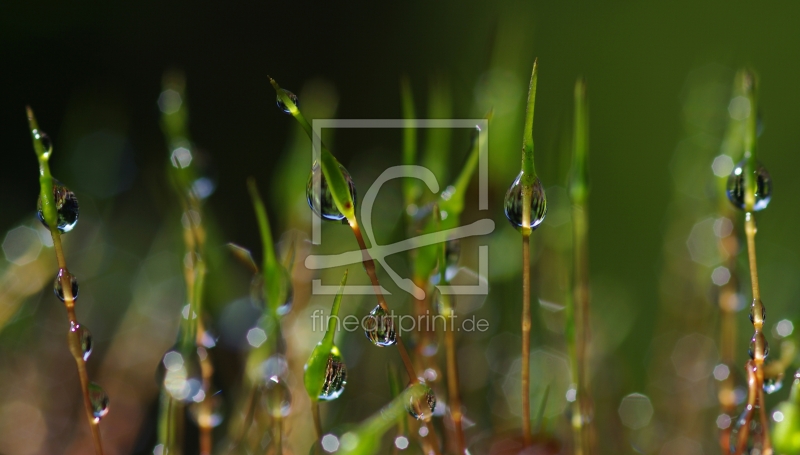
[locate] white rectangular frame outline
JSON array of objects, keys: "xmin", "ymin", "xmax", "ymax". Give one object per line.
[{"xmin": 311, "ymin": 119, "xmax": 489, "ymax": 296}]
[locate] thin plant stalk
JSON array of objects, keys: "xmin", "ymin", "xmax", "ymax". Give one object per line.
[
  {"xmin": 435, "ymin": 207, "xmax": 465, "ymax": 454},
  {"xmin": 568, "ymin": 78, "xmax": 596, "ymax": 455},
  {"xmin": 521, "ymin": 234, "xmax": 532, "ymax": 446},
  {"xmin": 197, "ymin": 321, "xmax": 214, "ymax": 455},
  {"xmin": 312, "ymin": 402, "xmax": 323, "ymax": 440},
  {"xmin": 27, "ymin": 107, "xmax": 105, "ymax": 455},
  {"xmin": 228, "ymin": 386, "xmax": 260, "ymax": 454},
  {"xmin": 349, "ymin": 221, "xmax": 418, "ymax": 380},
  {"xmin": 272, "ymin": 417, "xmax": 283, "ymax": 455},
  {"xmin": 159, "ymin": 72, "xmax": 214, "ymax": 454},
  {"xmin": 736, "ymin": 70, "xmax": 772, "ymax": 454},
  {"xmin": 518, "ymin": 60, "xmax": 539, "ymax": 447}
]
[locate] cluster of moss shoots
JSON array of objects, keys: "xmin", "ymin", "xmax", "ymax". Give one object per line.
[{"xmin": 25, "ymin": 64, "xmax": 800, "ymax": 455}]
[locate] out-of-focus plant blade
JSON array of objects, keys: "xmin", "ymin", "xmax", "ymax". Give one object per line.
[
  {"xmin": 421, "ymin": 76, "xmax": 452, "ymax": 185},
  {"xmin": 246, "ymin": 178, "xmax": 288, "ymax": 314},
  {"xmin": 569, "ymin": 78, "xmax": 589, "ymax": 204},
  {"xmin": 336, "ymin": 384, "xmax": 428, "ymax": 455},
  {"xmin": 401, "ymin": 76, "xmax": 419, "ymax": 209},
  {"xmin": 773, "ymin": 372, "xmax": 800, "ymax": 454},
  {"xmin": 411, "ymin": 112, "xmax": 491, "ymax": 280},
  {"xmin": 226, "ymin": 242, "xmax": 259, "ymax": 274}
]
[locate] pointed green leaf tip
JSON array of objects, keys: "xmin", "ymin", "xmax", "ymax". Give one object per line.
[
  {"xmin": 269, "ymin": 77, "xmax": 356, "ymax": 221},
  {"xmin": 27, "ymin": 107, "xmax": 59, "ymax": 232},
  {"xmin": 569, "ymin": 77, "xmax": 589, "ymax": 205},
  {"xmin": 740, "ymin": 68, "xmax": 760, "ymax": 212},
  {"xmin": 521, "ymin": 59, "xmax": 538, "ymax": 181},
  {"xmin": 304, "ymin": 270, "xmax": 348, "ymax": 401}
]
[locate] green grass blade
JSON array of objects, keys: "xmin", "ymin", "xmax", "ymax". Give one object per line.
[
  {"xmin": 247, "ymin": 178, "xmax": 288, "ymax": 315},
  {"xmin": 270, "ymin": 77, "xmax": 356, "ymax": 221},
  {"xmin": 521, "ymin": 60, "xmax": 538, "ymax": 181},
  {"xmin": 304, "ymin": 270, "xmax": 348, "ymax": 401}
]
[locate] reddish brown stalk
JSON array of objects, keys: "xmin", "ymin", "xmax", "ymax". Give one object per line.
[
  {"xmin": 197, "ymin": 335, "xmax": 214, "ymax": 455},
  {"xmin": 444, "ymin": 321, "xmax": 466, "ymax": 453},
  {"xmin": 350, "ymin": 221, "xmax": 418, "ymax": 382},
  {"xmin": 730, "ymin": 211, "xmax": 772, "ymax": 455},
  {"xmin": 51, "ymin": 203, "xmax": 105, "ymax": 455},
  {"xmin": 312, "ymin": 402, "xmax": 323, "ymax": 440},
  {"xmin": 521, "ymin": 234, "xmax": 532, "ymax": 446}
]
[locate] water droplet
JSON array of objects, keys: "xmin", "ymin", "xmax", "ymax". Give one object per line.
[
  {"xmin": 37, "ymin": 180, "xmax": 79, "ymax": 233},
  {"xmin": 432, "ymin": 288, "xmax": 451, "ymax": 317},
  {"xmin": 406, "ymin": 384, "xmax": 436, "ymax": 421},
  {"xmin": 749, "ymin": 299, "xmax": 766, "ymax": 324},
  {"xmin": 39, "ymin": 131, "xmax": 53, "ymax": 155},
  {"xmin": 445, "ymin": 239, "xmax": 461, "ymax": 267},
  {"xmin": 157, "ymin": 346, "xmax": 204, "ymax": 402},
  {"xmin": 748, "ymin": 332, "xmax": 769, "ymax": 360},
  {"xmin": 88, "ymin": 383, "xmax": 109, "ymax": 421},
  {"xmin": 53, "ymin": 269, "xmax": 79, "ymax": 302},
  {"xmin": 764, "ymin": 375, "xmax": 784, "ymax": 394},
  {"xmin": 276, "ymin": 89, "xmax": 298, "ymax": 113},
  {"xmin": 727, "ymin": 159, "xmax": 772, "ymax": 211},
  {"xmin": 503, "ymin": 172, "xmax": 547, "ymax": 231},
  {"xmin": 250, "ymin": 268, "xmax": 293, "ymax": 316},
  {"xmin": 189, "ymin": 392, "xmax": 224, "ymax": 428},
  {"xmin": 319, "ymin": 351, "xmax": 347, "ymax": 401},
  {"xmin": 70, "ymin": 322, "xmax": 92, "ymax": 361},
  {"xmin": 262, "ymin": 375, "xmax": 292, "ymax": 417},
  {"xmin": 364, "ymin": 305, "xmax": 396, "ymax": 347},
  {"xmin": 729, "ymin": 404, "xmax": 760, "ymax": 454},
  {"xmin": 306, "ymin": 162, "xmax": 357, "ymax": 222}
]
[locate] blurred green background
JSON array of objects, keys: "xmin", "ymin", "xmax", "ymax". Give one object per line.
[{"xmin": 2, "ymin": 1, "xmax": 800, "ymax": 454}]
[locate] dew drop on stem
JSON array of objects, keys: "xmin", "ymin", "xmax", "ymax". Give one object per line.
[
  {"xmin": 70, "ymin": 322, "xmax": 93, "ymax": 361},
  {"xmin": 749, "ymin": 299, "xmax": 766, "ymax": 324},
  {"xmin": 37, "ymin": 179, "xmax": 79, "ymax": 233},
  {"xmin": 764, "ymin": 375, "xmax": 783, "ymax": 394},
  {"xmin": 53, "ymin": 269, "xmax": 79, "ymax": 302},
  {"xmin": 318, "ymin": 350, "xmax": 347, "ymax": 401},
  {"xmin": 306, "ymin": 162, "xmax": 357, "ymax": 222},
  {"xmin": 406, "ymin": 383, "xmax": 436, "ymax": 421},
  {"xmin": 503, "ymin": 172, "xmax": 547, "ymax": 230},
  {"xmin": 262, "ymin": 375, "xmax": 292, "ymax": 418},
  {"xmin": 38, "ymin": 131, "xmax": 52, "ymax": 155},
  {"xmin": 364, "ymin": 305, "xmax": 396, "ymax": 347},
  {"xmin": 276, "ymin": 89, "xmax": 298, "ymax": 113},
  {"xmin": 748, "ymin": 332, "xmax": 770, "ymax": 360},
  {"xmin": 88, "ymin": 383, "xmax": 109, "ymax": 422},
  {"xmin": 157, "ymin": 346, "xmax": 204, "ymax": 402},
  {"xmin": 726, "ymin": 159, "xmax": 772, "ymax": 211},
  {"xmin": 189, "ymin": 392, "xmax": 225, "ymax": 428},
  {"xmin": 250, "ymin": 267, "xmax": 294, "ymax": 316}
]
